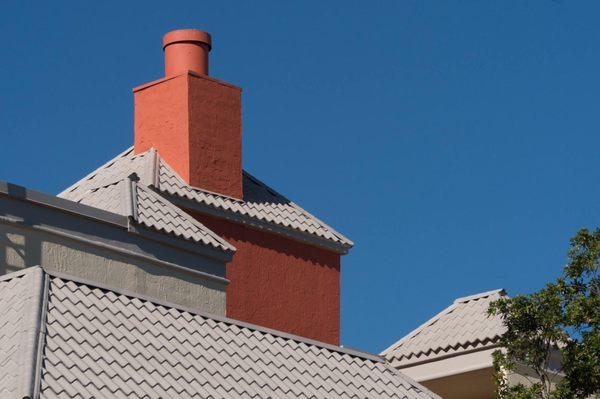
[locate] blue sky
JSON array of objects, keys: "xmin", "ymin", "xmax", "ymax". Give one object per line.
[{"xmin": 1, "ymin": 1, "xmax": 599, "ymax": 353}]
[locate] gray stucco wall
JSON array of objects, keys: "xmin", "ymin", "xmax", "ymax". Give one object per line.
[
  {"xmin": 0, "ymin": 181, "xmax": 230, "ymax": 315},
  {"xmin": 0, "ymin": 222, "xmax": 226, "ymax": 314}
]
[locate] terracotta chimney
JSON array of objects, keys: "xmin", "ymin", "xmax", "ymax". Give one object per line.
[{"xmin": 133, "ymin": 29, "xmax": 243, "ymax": 199}]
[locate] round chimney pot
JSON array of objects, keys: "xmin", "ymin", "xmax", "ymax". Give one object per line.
[{"xmin": 162, "ymin": 29, "xmax": 212, "ymax": 76}]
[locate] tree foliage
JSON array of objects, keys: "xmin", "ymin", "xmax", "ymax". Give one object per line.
[{"xmin": 488, "ymin": 228, "xmax": 600, "ymax": 399}]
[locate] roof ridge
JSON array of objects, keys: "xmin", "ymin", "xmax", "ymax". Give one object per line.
[
  {"xmin": 58, "ymin": 146, "xmax": 135, "ymax": 197},
  {"xmin": 453, "ymin": 288, "xmax": 506, "ymax": 304},
  {"xmin": 43, "ymin": 266, "xmax": 380, "ymax": 363}
]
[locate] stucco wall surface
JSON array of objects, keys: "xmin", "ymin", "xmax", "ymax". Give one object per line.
[
  {"xmin": 134, "ymin": 72, "xmax": 243, "ymax": 199},
  {"xmin": 0, "ymin": 222, "xmax": 226, "ymax": 314},
  {"xmin": 421, "ymin": 368, "xmax": 495, "ymax": 399},
  {"xmin": 194, "ymin": 213, "xmax": 341, "ymax": 344}
]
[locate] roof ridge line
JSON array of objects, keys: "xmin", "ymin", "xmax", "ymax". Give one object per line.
[
  {"xmin": 453, "ymin": 288, "xmax": 506, "ymax": 304},
  {"xmin": 42, "ymin": 266, "xmax": 381, "ymax": 363},
  {"xmin": 16, "ymin": 267, "xmax": 48, "ymax": 399},
  {"xmin": 30, "ymin": 270, "xmax": 50, "ymax": 399},
  {"xmin": 58, "ymin": 146, "xmax": 135, "ymax": 197}
]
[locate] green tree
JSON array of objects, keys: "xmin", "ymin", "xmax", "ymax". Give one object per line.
[{"xmin": 488, "ymin": 228, "xmax": 600, "ymax": 399}]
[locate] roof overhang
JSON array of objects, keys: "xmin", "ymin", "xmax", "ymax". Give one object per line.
[
  {"xmin": 163, "ymin": 190, "xmax": 353, "ymax": 254},
  {"xmin": 397, "ymin": 347, "xmax": 497, "ymax": 382}
]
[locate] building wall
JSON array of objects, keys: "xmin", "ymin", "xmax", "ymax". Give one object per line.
[
  {"xmin": 506, "ymin": 361, "xmax": 563, "ymax": 393},
  {"xmin": 395, "ymin": 347, "xmax": 564, "ymax": 399},
  {"xmin": 0, "ymin": 222, "xmax": 226, "ymax": 314},
  {"xmin": 420, "ymin": 368, "xmax": 495, "ymax": 399},
  {"xmin": 194, "ymin": 213, "xmax": 341, "ymax": 344}
]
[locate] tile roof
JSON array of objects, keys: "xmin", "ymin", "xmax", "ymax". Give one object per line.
[
  {"xmin": 0, "ymin": 268, "xmax": 45, "ymax": 398},
  {"xmin": 0, "ymin": 267, "xmax": 439, "ymax": 399},
  {"xmin": 381, "ymin": 289, "xmax": 506, "ymax": 368},
  {"xmin": 72, "ymin": 174, "xmax": 235, "ymax": 252},
  {"xmin": 59, "ymin": 147, "xmax": 353, "ymax": 252}
]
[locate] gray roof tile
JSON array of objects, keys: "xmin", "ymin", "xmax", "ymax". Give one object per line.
[
  {"xmin": 59, "ymin": 148, "xmax": 353, "ymax": 250},
  {"xmin": 0, "ymin": 267, "xmax": 440, "ymax": 398},
  {"xmin": 0, "ymin": 268, "xmax": 45, "ymax": 398},
  {"xmin": 72, "ymin": 176, "xmax": 234, "ymax": 252},
  {"xmin": 39, "ymin": 273, "xmax": 437, "ymax": 398},
  {"xmin": 134, "ymin": 182, "xmax": 235, "ymax": 251},
  {"xmin": 381, "ymin": 289, "xmax": 506, "ymax": 368}
]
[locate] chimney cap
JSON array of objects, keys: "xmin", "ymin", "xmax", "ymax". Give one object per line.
[{"xmin": 163, "ymin": 29, "xmax": 212, "ymax": 51}]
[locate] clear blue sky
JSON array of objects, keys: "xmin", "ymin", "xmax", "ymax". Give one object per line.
[{"xmin": 1, "ymin": 1, "xmax": 599, "ymax": 353}]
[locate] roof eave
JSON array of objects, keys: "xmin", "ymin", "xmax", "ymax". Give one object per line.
[
  {"xmin": 128, "ymin": 222, "xmax": 235, "ymax": 264},
  {"xmin": 161, "ymin": 190, "xmax": 353, "ymax": 254}
]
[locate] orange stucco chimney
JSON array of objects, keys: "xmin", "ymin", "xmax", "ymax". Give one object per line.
[{"xmin": 133, "ymin": 29, "xmax": 243, "ymax": 199}]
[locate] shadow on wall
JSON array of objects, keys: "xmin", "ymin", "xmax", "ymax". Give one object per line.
[
  {"xmin": 0, "ymin": 182, "xmax": 43, "ymax": 275},
  {"xmin": 0, "ymin": 227, "xmax": 42, "ymax": 275},
  {"xmin": 0, "ymin": 230, "xmax": 29, "ymax": 275}
]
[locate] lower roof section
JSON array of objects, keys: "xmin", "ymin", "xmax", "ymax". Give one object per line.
[{"xmin": 0, "ymin": 266, "xmax": 440, "ymax": 399}]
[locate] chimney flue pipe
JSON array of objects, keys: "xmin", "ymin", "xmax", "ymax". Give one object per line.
[{"xmin": 163, "ymin": 29, "xmax": 212, "ymax": 77}]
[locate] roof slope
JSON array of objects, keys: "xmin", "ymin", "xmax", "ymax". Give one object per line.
[
  {"xmin": 73, "ymin": 173, "xmax": 234, "ymax": 252},
  {"xmin": 59, "ymin": 147, "xmax": 353, "ymax": 252},
  {"xmin": 0, "ymin": 268, "xmax": 45, "ymax": 398},
  {"xmin": 382, "ymin": 289, "xmax": 506, "ymax": 368},
  {"xmin": 0, "ymin": 267, "xmax": 439, "ymax": 399}
]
